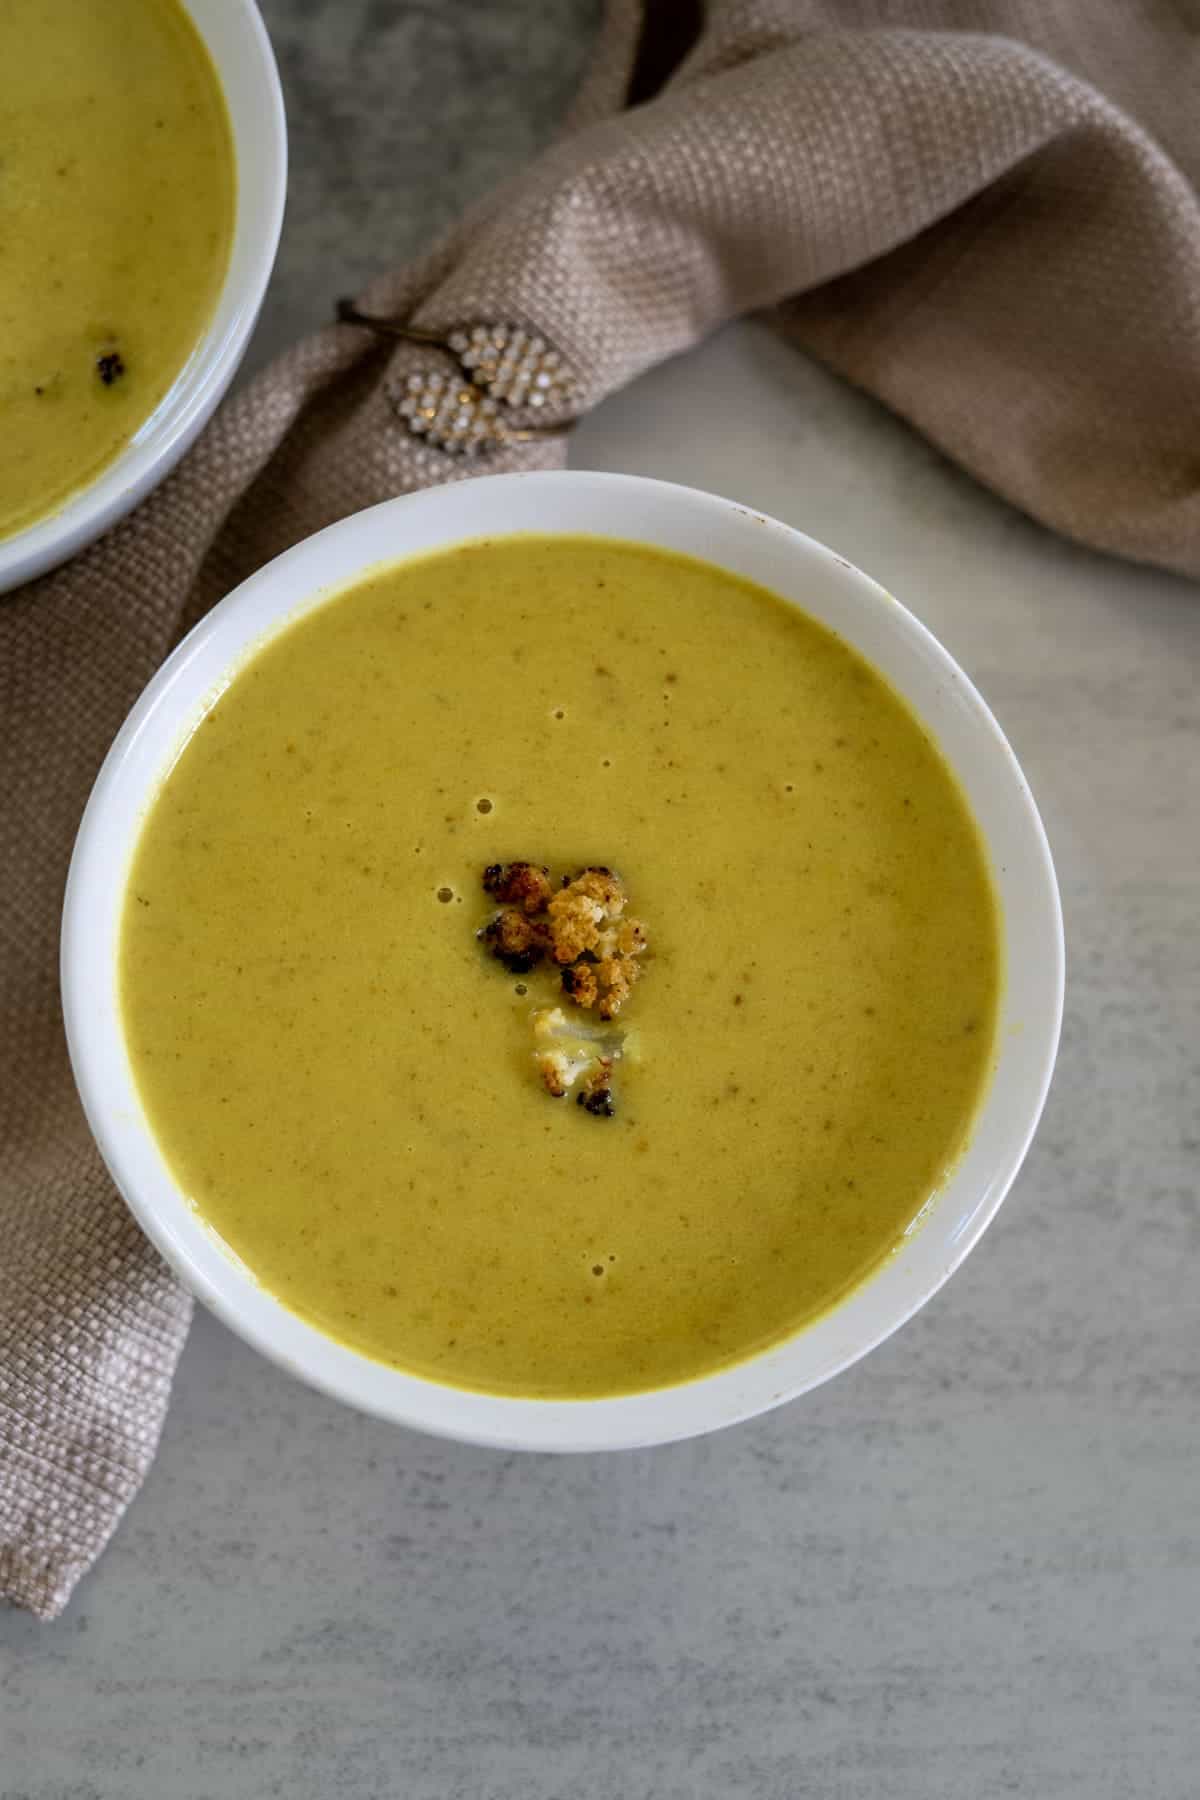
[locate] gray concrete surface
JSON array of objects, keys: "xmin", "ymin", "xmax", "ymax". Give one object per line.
[{"xmin": 3, "ymin": 3, "xmax": 1198, "ymax": 1795}]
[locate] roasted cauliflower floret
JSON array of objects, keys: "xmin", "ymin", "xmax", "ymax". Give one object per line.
[
  {"xmin": 593, "ymin": 955, "xmax": 641, "ymax": 1021},
  {"xmin": 534, "ymin": 1043, "xmax": 595, "ymax": 1100},
  {"xmin": 479, "ymin": 906, "xmax": 548, "ymax": 974},
  {"xmin": 531, "ymin": 1006, "xmax": 622, "ymax": 1106},
  {"xmin": 546, "ymin": 867, "xmax": 626, "ymax": 963},
  {"xmin": 560, "ymin": 960, "xmax": 599, "ymax": 1008},
  {"xmin": 482, "ymin": 861, "xmax": 552, "ymax": 914},
  {"xmin": 560, "ymin": 950, "xmax": 642, "ymax": 1019}
]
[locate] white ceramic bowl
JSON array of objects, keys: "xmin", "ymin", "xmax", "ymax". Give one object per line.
[
  {"xmin": 0, "ymin": 0, "xmax": 286, "ymax": 594},
  {"xmin": 62, "ymin": 472, "xmax": 1064, "ymax": 1451}
]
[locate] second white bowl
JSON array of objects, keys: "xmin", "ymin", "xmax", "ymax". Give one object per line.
[{"xmin": 0, "ymin": 0, "xmax": 286, "ymax": 594}]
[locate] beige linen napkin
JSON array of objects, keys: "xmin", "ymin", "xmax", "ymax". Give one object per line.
[{"xmin": 4, "ymin": 0, "xmax": 1199, "ymax": 1618}]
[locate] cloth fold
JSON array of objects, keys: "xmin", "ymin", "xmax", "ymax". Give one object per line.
[{"xmin": 3, "ymin": 0, "xmax": 1198, "ymax": 1618}]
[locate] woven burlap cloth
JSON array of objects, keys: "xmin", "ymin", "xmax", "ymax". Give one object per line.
[{"xmin": 3, "ymin": 0, "xmax": 1198, "ymax": 1618}]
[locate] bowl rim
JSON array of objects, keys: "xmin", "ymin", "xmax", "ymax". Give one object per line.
[
  {"xmin": 61, "ymin": 470, "xmax": 1065, "ymax": 1451},
  {"xmin": 0, "ymin": 0, "xmax": 287, "ymax": 593}
]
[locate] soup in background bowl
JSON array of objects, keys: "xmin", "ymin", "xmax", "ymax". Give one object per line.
[
  {"xmin": 61, "ymin": 472, "xmax": 1064, "ymax": 1450},
  {"xmin": 0, "ymin": 0, "xmax": 285, "ymax": 592}
]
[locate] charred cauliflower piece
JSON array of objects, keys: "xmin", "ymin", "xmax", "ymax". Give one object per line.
[
  {"xmin": 482, "ymin": 861, "xmax": 552, "ymax": 914},
  {"xmin": 479, "ymin": 907, "xmax": 548, "ymax": 974},
  {"xmin": 560, "ymin": 960, "xmax": 599, "ymax": 1008},
  {"xmin": 478, "ymin": 863, "xmax": 555, "ymax": 971}
]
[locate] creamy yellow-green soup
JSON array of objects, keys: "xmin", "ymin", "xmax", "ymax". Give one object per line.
[
  {"xmin": 0, "ymin": 0, "xmax": 234, "ymax": 538},
  {"xmin": 121, "ymin": 538, "xmax": 1000, "ymax": 1398}
]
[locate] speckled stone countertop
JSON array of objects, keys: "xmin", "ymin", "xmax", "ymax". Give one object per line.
[{"xmin": 4, "ymin": 4, "xmax": 1197, "ymax": 1795}]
